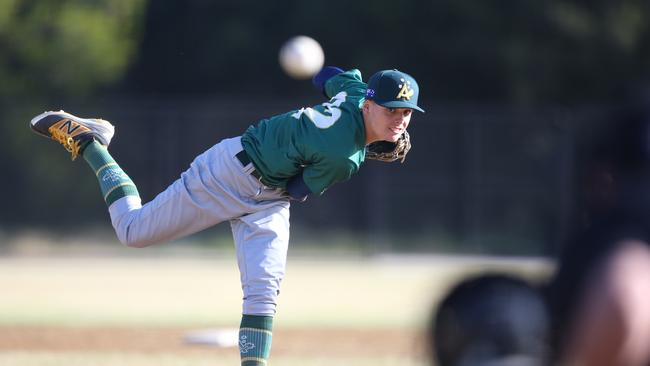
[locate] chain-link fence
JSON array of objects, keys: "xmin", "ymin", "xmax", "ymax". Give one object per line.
[{"xmin": 6, "ymin": 97, "xmax": 616, "ymax": 255}]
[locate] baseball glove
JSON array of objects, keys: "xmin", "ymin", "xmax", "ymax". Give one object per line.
[{"xmin": 365, "ymin": 130, "xmax": 411, "ymax": 163}]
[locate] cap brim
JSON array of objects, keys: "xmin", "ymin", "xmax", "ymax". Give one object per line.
[{"xmin": 380, "ymin": 100, "xmax": 425, "ymax": 113}]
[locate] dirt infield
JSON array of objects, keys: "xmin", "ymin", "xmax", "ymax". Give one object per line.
[
  {"xmin": 0, "ymin": 326, "xmax": 422, "ymax": 358},
  {"xmin": 0, "ymin": 255, "xmax": 548, "ymax": 365}
]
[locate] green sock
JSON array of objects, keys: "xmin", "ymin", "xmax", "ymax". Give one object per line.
[
  {"xmin": 239, "ymin": 315, "xmax": 273, "ymax": 366},
  {"xmin": 82, "ymin": 140, "xmax": 139, "ymax": 206}
]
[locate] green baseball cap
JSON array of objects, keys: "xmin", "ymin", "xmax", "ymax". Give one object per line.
[{"xmin": 365, "ymin": 69, "xmax": 425, "ymax": 113}]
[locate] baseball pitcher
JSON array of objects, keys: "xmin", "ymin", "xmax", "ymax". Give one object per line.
[{"xmin": 29, "ymin": 67, "xmax": 424, "ymax": 365}]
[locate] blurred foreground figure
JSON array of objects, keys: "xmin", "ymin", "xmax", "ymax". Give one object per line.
[
  {"xmin": 430, "ymin": 274, "xmax": 550, "ymax": 366},
  {"xmin": 548, "ymin": 103, "xmax": 650, "ymax": 366}
]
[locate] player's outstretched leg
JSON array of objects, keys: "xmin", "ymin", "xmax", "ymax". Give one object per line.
[{"xmin": 30, "ymin": 110, "xmax": 139, "ymax": 206}]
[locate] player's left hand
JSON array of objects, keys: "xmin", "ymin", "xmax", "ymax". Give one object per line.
[
  {"xmin": 312, "ymin": 66, "xmax": 344, "ymax": 97},
  {"xmin": 365, "ymin": 130, "xmax": 412, "ymax": 163}
]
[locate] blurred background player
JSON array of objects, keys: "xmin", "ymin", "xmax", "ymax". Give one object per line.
[
  {"xmin": 547, "ymin": 100, "xmax": 650, "ymax": 366},
  {"xmin": 29, "ymin": 66, "xmax": 424, "ymax": 366},
  {"xmin": 429, "ymin": 273, "xmax": 550, "ymax": 366}
]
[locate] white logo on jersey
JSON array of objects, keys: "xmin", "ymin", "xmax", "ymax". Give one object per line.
[{"xmin": 292, "ymin": 91, "xmax": 347, "ymax": 129}]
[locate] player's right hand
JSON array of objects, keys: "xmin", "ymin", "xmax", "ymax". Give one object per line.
[{"xmin": 286, "ymin": 173, "xmax": 311, "ymax": 202}]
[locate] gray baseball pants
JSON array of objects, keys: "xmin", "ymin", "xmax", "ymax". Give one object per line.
[{"xmin": 107, "ymin": 137, "xmax": 291, "ymax": 316}]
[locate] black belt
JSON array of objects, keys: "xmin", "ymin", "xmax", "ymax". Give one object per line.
[{"xmin": 236, "ymin": 150, "xmax": 264, "ymax": 181}]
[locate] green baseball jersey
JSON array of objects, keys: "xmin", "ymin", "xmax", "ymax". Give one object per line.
[{"xmin": 241, "ymin": 69, "xmax": 367, "ymax": 195}]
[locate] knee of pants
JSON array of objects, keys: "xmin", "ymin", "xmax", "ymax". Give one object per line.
[
  {"xmin": 109, "ymin": 198, "xmax": 152, "ymax": 248},
  {"xmin": 113, "ymin": 218, "xmax": 151, "ymax": 248},
  {"xmin": 242, "ymin": 291, "xmax": 279, "ymax": 316},
  {"xmin": 112, "ymin": 216, "xmax": 141, "ymax": 247},
  {"xmin": 120, "ymin": 233, "xmax": 153, "ymax": 248},
  {"xmin": 111, "ymin": 209, "xmax": 159, "ymax": 248}
]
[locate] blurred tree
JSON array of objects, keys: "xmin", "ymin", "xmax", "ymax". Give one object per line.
[
  {"xmin": 0, "ymin": 0, "xmax": 147, "ymax": 230},
  {"xmin": 124, "ymin": 0, "xmax": 650, "ymax": 104},
  {"xmin": 1, "ymin": 0, "xmax": 648, "ymax": 102},
  {"xmin": 4, "ymin": 0, "xmax": 650, "ymax": 253},
  {"xmin": 0, "ymin": 0, "xmax": 147, "ymax": 97}
]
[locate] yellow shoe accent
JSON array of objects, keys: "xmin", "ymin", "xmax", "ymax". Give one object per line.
[{"xmin": 47, "ymin": 119, "xmax": 92, "ymax": 160}]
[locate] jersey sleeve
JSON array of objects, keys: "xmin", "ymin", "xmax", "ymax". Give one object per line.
[
  {"xmin": 301, "ymin": 157, "xmax": 358, "ymax": 195},
  {"xmin": 324, "ymin": 69, "xmax": 367, "ymax": 99}
]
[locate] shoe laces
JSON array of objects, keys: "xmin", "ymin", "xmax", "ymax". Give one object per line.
[{"xmin": 49, "ymin": 126, "xmax": 82, "ymax": 160}]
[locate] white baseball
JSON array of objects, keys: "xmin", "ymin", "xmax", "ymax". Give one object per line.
[{"xmin": 278, "ymin": 35, "xmax": 325, "ymax": 79}]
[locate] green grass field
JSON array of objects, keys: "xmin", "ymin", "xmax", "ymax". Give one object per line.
[{"xmin": 0, "ymin": 247, "xmax": 552, "ymax": 366}]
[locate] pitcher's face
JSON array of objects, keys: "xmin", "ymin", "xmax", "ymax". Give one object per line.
[{"xmin": 363, "ymin": 100, "xmax": 412, "ymax": 144}]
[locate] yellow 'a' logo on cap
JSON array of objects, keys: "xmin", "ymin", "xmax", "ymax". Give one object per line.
[{"xmin": 396, "ymin": 79, "xmax": 414, "ymax": 100}]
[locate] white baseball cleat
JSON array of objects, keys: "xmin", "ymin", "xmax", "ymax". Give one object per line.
[{"xmin": 30, "ymin": 110, "xmax": 115, "ymax": 160}]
